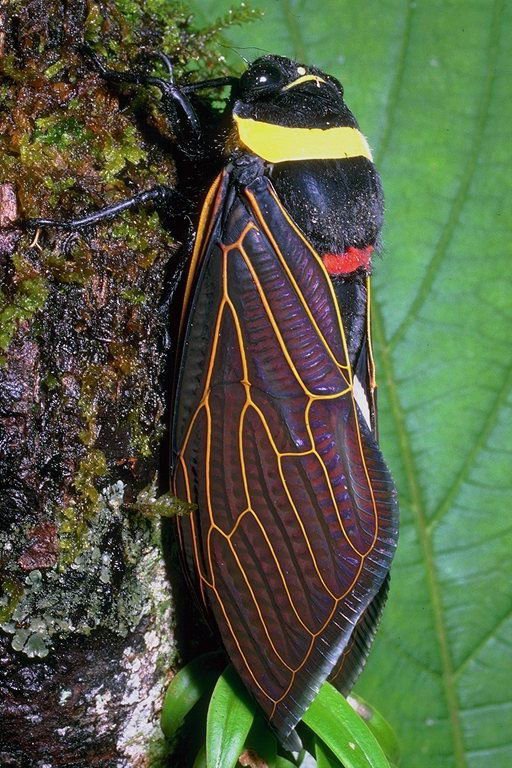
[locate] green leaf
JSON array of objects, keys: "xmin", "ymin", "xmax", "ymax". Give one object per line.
[
  {"xmin": 245, "ymin": 715, "xmax": 279, "ymax": 765},
  {"xmin": 160, "ymin": 651, "xmax": 225, "ymax": 741},
  {"xmin": 169, "ymin": 692, "xmax": 211, "ymax": 768},
  {"xmin": 315, "ymin": 736, "xmax": 344, "ymax": 768},
  {"xmin": 206, "ymin": 664, "xmax": 256, "ymax": 768},
  {"xmin": 193, "ymin": 745, "xmax": 207, "ymax": 768},
  {"xmin": 348, "ymin": 695, "xmax": 400, "ymax": 765},
  {"xmin": 303, "ymin": 682, "xmax": 390, "ymax": 768},
  {"xmin": 188, "ymin": 3, "xmax": 512, "ymax": 767},
  {"xmin": 275, "ymin": 759, "xmax": 297, "ymax": 768}
]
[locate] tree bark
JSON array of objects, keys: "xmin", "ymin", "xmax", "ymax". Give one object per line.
[{"xmin": 0, "ymin": 2, "xmax": 235, "ymax": 765}]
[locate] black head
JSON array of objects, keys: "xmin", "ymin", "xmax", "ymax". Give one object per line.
[{"xmin": 233, "ymin": 55, "xmax": 358, "ymax": 129}]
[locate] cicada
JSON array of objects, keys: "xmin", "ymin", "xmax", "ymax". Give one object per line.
[
  {"xmin": 27, "ymin": 52, "xmax": 399, "ymax": 746},
  {"xmin": 171, "ymin": 56, "xmax": 399, "ymax": 743}
]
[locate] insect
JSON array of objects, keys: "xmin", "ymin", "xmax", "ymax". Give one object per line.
[{"xmin": 28, "ymin": 52, "xmax": 399, "ymax": 747}]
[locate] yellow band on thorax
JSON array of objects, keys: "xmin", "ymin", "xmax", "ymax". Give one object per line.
[{"xmin": 233, "ymin": 114, "xmax": 373, "ymax": 163}]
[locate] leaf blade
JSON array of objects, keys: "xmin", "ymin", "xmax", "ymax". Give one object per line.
[
  {"xmin": 160, "ymin": 651, "xmax": 225, "ymax": 742},
  {"xmin": 303, "ymin": 682, "xmax": 390, "ymax": 768},
  {"xmin": 315, "ymin": 736, "xmax": 344, "ymax": 768},
  {"xmin": 206, "ymin": 664, "xmax": 256, "ymax": 768},
  {"xmin": 348, "ymin": 695, "xmax": 400, "ymax": 766}
]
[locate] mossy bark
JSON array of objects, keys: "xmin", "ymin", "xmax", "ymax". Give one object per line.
[{"xmin": 0, "ymin": 1, "xmax": 249, "ymax": 765}]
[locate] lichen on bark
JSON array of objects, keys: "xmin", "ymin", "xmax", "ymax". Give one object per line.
[{"xmin": 0, "ymin": 1, "xmax": 255, "ymax": 765}]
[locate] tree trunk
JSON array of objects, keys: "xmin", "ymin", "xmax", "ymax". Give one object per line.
[{"xmin": 0, "ymin": 2, "xmax": 236, "ymax": 765}]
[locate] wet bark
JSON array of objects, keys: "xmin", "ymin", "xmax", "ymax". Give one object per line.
[{"xmin": 0, "ymin": 2, "xmax": 233, "ymax": 765}]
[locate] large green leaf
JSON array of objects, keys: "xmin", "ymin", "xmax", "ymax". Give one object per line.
[{"xmin": 188, "ymin": 2, "xmax": 512, "ymax": 767}]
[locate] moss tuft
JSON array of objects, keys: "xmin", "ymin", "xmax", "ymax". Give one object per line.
[
  {"xmin": 0, "ymin": 274, "xmax": 49, "ymax": 363},
  {"xmin": 133, "ymin": 481, "xmax": 198, "ymax": 519}
]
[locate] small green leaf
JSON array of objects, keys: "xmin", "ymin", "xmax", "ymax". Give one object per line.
[
  {"xmin": 193, "ymin": 745, "xmax": 207, "ymax": 768},
  {"xmin": 302, "ymin": 682, "xmax": 390, "ymax": 768},
  {"xmin": 206, "ymin": 664, "xmax": 256, "ymax": 768},
  {"xmin": 348, "ymin": 695, "xmax": 400, "ymax": 765},
  {"xmin": 160, "ymin": 651, "xmax": 225, "ymax": 742},
  {"xmin": 315, "ymin": 736, "xmax": 344, "ymax": 768},
  {"xmin": 275, "ymin": 758, "xmax": 298, "ymax": 768},
  {"xmin": 245, "ymin": 715, "xmax": 278, "ymax": 765},
  {"xmin": 170, "ymin": 692, "xmax": 211, "ymax": 768}
]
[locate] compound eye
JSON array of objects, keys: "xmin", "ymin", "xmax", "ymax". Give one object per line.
[{"xmin": 251, "ymin": 61, "xmax": 286, "ymax": 91}]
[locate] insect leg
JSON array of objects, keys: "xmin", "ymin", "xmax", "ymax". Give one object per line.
[
  {"xmin": 24, "ymin": 185, "xmax": 177, "ymax": 231},
  {"xmin": 145, "ymin": 51, "xmax": 238, "ymax": 94},
  {"xmin": 82, "ymin": 46, "xmax": 237, "ymax": 156}
]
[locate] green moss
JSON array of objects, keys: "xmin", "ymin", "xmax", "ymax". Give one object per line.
[
  {"xmin": 0, "ymin": 275, "xmax": 49, "ymax": 360},
  {"xmin": 121, "ymin": 287, "xmax": 147, "ymax": 305},
  {"xmin": 110, "ymin": 210, "xmax": 174, "ymax": 270},
  {"xmin": 82, "ymin": 0, "xmax": 261, "ymax": 78},
  {"xmin": 134, "ymin": 483, "xmax": 197, "ymax": 519},
  {"xmin": 109, "ymin": 341, "xmax": 138, "ymax": 376},
  {"xmin": 43, "ymin": 373, "xmax": 59, "ymax": 390},
  {"xmin": 33, "ymin": 115, "xmax": 92, "ymax": 148},
  {"xmin": 111, "ymin": 213, "xmax": 150, "ymax": 246},
  {"xmin": 112, "ymin": 0, "xmax": 143, "ymax": 24},
  {"xmin": 0, "ymin": 579, "xmax": 24, "ymax": 623},
  {"xmin": 158, "ymin": 1, "xmax": 262, "ymax": 74},
  {"xmin": 58, "ymin": 504, "xmax": 89, "ymax": 566},
  {"xmin": 43, "ymin": 175, "xmax": 76, "ymax": 201},
  {"xmin": 0, "ymin": 84, "xmax": 13, "ymax": 113},
  {"xmin": 101, "ymin": 124, "xmax": 147, "ymax": 182},
  {"xmin": 78, "ymin": 364, "xmax": 116, "ymax": 446},
  {"xmin": 130, "ymin": 421, "xmax": 155, "ymax": 458},
  {"xmin": 56, "ymin": 439, "xmax": 108, "ymax": 565},
  {"xmin": 54, "ymin": 362, "xmax": 116, "ymax": 565},
  {"xmin": 45, "ymin": 240, "xmax": 95, "ymax": 284},
  {"xmin": 44, "ymin": 59, "xmax": 66, "ymax": 80},
  {"xmin": 83, "ymin": 5, "xmax": 105, "ymax": 47},
  {"xmin": 58, "ymin": 447, "xmax": 108, "ymax": 567},
  {"xmin": 74, "ymin": 449, "xmax": 108, "ymax": 502},
  {"xmin": 0, "ymin": 53, "xmax": 25, "ymax": 81},
  {"xmin": 127, "ymin": 404, "xmax": 161, "ymax": 459},
  {"xmin": 19, "ymin": 117, "xmax": 93, "ymax": 183}
]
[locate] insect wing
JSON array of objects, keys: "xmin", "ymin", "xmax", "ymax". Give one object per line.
[{"xmin": 172, "ymin": 169, "xmax": 398, "ymax": 740}]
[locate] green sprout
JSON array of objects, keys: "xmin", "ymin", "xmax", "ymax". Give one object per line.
[{"xmin": 161, "ymin": 654, "xmax": 400, "ymax": 768}]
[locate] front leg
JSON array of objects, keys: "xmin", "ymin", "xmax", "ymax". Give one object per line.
[
  {"xmin": 19, "ymin": 47, "xmax": 237, "ymax": 237},
  {"xmin": 83, "ymin": 45, "xmax": 237, "ymax": 159}
]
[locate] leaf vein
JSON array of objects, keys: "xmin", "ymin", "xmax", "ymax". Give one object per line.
[
  {"xmin": 428, "ymin": 359, "xmax": 512, "ymax": 529},
  {"xmin": 281, "ymin": 0, "xmax": 307, "ymax": 61},
  {"xmin": 454, "ymin": 609, "xmax": 512, "ymax": 679},
  {"xmin": 388, "ymin": 0, "xmax": 505, "ymax": 349},
  {"xmin": 373, "ymin": 301, "xmax": 467, "ymax": 767},
  {"xmin": 373, "ymin": 0, "xmax": 414, "ymax": 164}
]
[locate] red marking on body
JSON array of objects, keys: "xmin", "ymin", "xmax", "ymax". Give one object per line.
[{"xmin": 322, "ymin": 245, "xmax": 374, "ymax": 275}]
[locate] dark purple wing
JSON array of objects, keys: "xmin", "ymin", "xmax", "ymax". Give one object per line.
[{"xmin": 172, "ymin": 168, "xmax": 398, "ymax": 741}]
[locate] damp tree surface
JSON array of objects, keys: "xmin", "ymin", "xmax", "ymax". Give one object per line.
[{"xmin": 0, "ymin": 2, "xmax": 254, "ymax": 765}]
